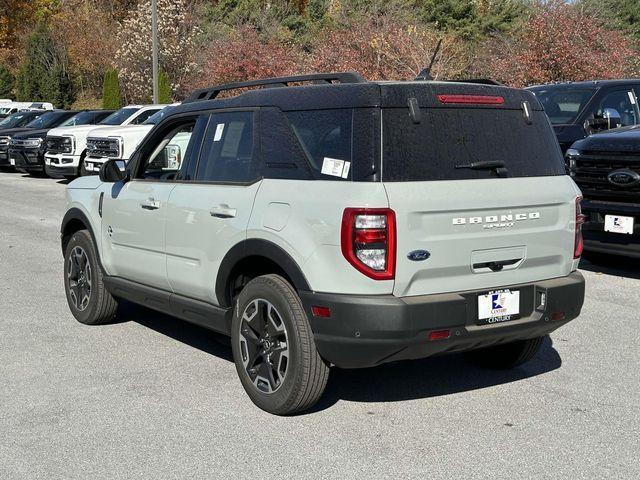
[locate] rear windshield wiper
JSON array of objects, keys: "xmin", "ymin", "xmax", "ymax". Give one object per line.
[{"xmin": 455, "ymin": 160, "xmax": 509, "ymax": 177}]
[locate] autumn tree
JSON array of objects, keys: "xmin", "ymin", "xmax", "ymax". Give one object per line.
[
  {"xmin": 478, "ymin": 1, "xmax": 639, "ymax": 87},
  {"xmin": 115, "ymin": 0, "xmax": 200, "ymax": 102},
  {"xmin": 309, "ymin": 18, "xmax": 468, "ymax": 80}
]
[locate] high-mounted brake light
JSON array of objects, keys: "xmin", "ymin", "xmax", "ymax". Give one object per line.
[
  {"xmin": 437, "ymin": 94, "xmax": 505, "ymax": 105},
  {"xmin": 341, "ymin": 208, "xmax": 396, "ymax": 280},
  {"xmin": 574, "ymin": 196, "xmax": 586, "ymax": 259}
]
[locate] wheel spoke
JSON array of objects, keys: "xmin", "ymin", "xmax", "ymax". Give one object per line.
[{"xmin": 238, "ymin": 298, "xmax": 289, "ymax": 394}]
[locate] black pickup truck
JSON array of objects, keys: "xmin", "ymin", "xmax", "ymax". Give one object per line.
[
  {"xmin": 566, "ymin": 126, "xmax": 640, "ymax": 258},
  {"xmin": 527, "ymin": 80, "xmax": 640, "ymax": 153}
]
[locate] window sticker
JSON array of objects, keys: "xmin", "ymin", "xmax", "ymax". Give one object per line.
[
  {"xmin": 628, "ymin": 91, "xmax": 637, "ymax": 105},
  {"xmin": 213, "ymin": 123, "xmax": 225, "ymax": 142},
  {"xmin": 321, "ymin": 157, "xmax": 350, "ymax": 178}
]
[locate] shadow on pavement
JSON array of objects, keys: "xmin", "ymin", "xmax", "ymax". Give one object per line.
[
  {"xmin": 121, "ymin": 301, "xmax": 561, "ymax": 412},
  {"xmin": 120, "ymin": 301, "xmax": 234, "ymax": 362},
  {"xmin": 580, "ymin": 254, "xmax": 640, "ymax": 280}
]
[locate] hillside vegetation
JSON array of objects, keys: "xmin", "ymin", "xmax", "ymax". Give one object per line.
[{"xmin": 0, "ymin": 0, "xmax": 639, "ymax": 107}]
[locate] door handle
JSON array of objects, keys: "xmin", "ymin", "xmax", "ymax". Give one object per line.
[
  {"xmin": 140, "ymin": 198, "xmax": 161, "ymax": 210},
  {"xmin": 210, "ymin": 204, "xmax": 237, "ymax": 219}
]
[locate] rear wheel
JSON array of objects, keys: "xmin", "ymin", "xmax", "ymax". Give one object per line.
[
  {"xmin": 466, "ymin": 336, "xmax": 545, "ymax": 369},
  {"xmin": 63, "ymin": 229, "xmax": 118, "ymax": 325},
  {"xmin": 231, "ymin": 274, "xmax": 329, "ymax": 415}
]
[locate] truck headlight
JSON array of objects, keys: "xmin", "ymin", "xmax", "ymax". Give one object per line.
[
  {"xmin": 24, "ymin": 137, "xmax": 43, "ymax": 148},
  {"xmin": 63, "ymin": 135, "xmax": 75, "ymax": 154}
]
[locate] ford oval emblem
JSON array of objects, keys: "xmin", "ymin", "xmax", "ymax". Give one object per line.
[
  {"xmin": 407, "ymin": 250, "xmax": 431, "ymax": 261},
  {"xmin": 607, "ymin": 169, "xmax": 640, "ymax": 187}
]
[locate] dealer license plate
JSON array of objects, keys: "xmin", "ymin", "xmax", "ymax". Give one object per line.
[
  {"xmin": 604, "ymin": 215, "xmax": 634, "ymax": 235},
  {"xmin": 477, "ymin": 289, "xmax": 520, "ymax": 325}
]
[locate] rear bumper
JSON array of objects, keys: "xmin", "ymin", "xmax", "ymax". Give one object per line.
[
  {"xmin": 300, "ymin": 272, "xmax": 585, "ymax": 369},
  {"xmin": 582, "ymin": 199, "xmax": 640, "ymax": 258}
]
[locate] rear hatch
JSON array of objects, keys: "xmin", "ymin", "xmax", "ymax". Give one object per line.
[{"xmin": 380, "ymin": 82, "xmax": 580, "ymax": 297}]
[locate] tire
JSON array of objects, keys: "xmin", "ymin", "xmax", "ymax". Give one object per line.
[
  {"xmin": 79, "ymin": 157, "xmax": 88, "ymax": 177},
  {"xmin": 465, "ymin": 336, "xmax": 545, "ymax": 369},
  {"xmin": 63, "ymin": 229, "xmax": 118, "ymax": 325},
  {"xmin": 231, "ymin": 274, "xmax": 329, "ymax": 415}
]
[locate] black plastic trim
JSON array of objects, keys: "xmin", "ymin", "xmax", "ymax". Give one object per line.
[
  {"xmin": 103, "ymin": 276, "xmax": 232, "ymax": 334},
  {"xmin": 215, "ymin": 239, "xmax": 311, "ymax": 307},
  {"xmin": 300, "ymin": 272, "xmax": 585, "ymax": 368},
  {"xmin": 60, "ymin": 208, "xmax": 98, "ymax": 255}
]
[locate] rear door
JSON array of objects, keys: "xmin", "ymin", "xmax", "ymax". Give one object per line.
[
  {"xmin": 165, "ymin": 109, "xmax": 261, "ymax": 306},
  {"xmin": 381, "ymin": 88, "xmax": 580, "ymax": 297}
]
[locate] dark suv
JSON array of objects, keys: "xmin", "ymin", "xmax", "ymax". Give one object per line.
[{"xmin": 527, "ymin": 80, "xmax": 640, "ymax": 153}]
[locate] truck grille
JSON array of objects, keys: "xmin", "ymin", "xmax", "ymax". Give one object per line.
[
  {"xmin": 46, "ymin": 136, "xmax": 72, "ymax": 154},
  {"xmin": 87, "ymin": 137, "xmax": 120, "ymax": 158},
  {"xmin": 571, "ymin": 150, "xmax": 640, "ymax": 202}
]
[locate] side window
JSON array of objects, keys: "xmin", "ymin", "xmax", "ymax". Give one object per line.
[
  {"xmin": 196, "ymin": 111, "xmax": 255, "ymax": 183},
  {"xmin": 130, "ymin": 109, "xmax": 160, "ymax": 125},
  {"xmin": 285, "ymin": 109, "xmax": 352, "ymax": 180},
  {"xmin": 596, "ymin": 89, "xmax": 640, "ymax": 127},
  {"xmin": 138, "ymin": 120, "xmax": 196, "ymax": 181},
  {"xmin": 258, "ymin": 108, "xmax": 314, "ymax": 180}
]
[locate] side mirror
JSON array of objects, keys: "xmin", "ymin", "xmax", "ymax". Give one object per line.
[
  {"xmin": 99, "ymin": 159, "xmax": 128, "ymax": 183},
  {"xmin": 603, "ymin": 108, "xmax": 622, "ymax": 129}
]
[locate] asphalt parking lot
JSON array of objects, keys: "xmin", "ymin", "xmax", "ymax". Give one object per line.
[{"xmin": 0, "ymin": 171, "xmax": 638, "ymax": 479}]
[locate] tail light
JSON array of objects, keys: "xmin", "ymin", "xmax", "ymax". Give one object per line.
[
  {"xmin": 341, "ymin": 208, "xmax": 396, "ymax": 280},
  {"xmin": 437, "ymin": 94, "xmax": 504, "ymax": 105},
  {"xmin": 574, "ymin": 196, "xmax": 586, "ymax": 259}
]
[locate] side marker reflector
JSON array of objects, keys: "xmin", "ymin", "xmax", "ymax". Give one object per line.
[
  {"xmin": 428, "ymin": 329, "xmax": 451, "ymax": 341},
  {"xmin": 311, "ymin": 306, "xmax": 331, "ymax": 318}
]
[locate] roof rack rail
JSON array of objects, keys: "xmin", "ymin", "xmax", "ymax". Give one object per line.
[
  {"xmin": 447, "ymin": 78, "xmax": 503, "ymax": 86},
  {"xmin": 183, "ymin": 72, "xmax": 367, "ymax": 103}
]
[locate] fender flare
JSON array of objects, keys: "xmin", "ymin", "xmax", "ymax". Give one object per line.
[
  {"xmin": 60, "ymin": 207, "xmax": 98, "ymax": 254},
  {"xmin": 215, "ymin": 239, "xmax": 311, "ymax": 307}
]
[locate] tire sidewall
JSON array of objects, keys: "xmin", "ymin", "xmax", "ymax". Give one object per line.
[
  {"xmin": 231, "ymin": 277, "xmax": 305, "ymax": 413},
  {"xmin": 63, "ymin": 230, "xmax": 102, "ymax": 324}
]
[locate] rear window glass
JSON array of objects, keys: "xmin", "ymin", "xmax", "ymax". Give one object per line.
[{"xmin": 382, "ymin": 108, "xmax": 565, "ymax": 182}]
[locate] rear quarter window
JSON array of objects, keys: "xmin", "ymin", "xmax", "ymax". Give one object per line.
[{"xmin": 382, "ymin": 107, "xmax": 565, "ymax": 182}]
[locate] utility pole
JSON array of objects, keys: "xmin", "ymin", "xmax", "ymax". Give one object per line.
[{"xmin": 151, "ymin": 0, "xmax": 159, "ymax": 104}]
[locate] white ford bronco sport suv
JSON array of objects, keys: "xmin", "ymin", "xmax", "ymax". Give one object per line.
[
  {"xmin": 60, "ymin": 73, "xmax": 586, "ymax": 415},
  {"xmin": 45, "ymin": 105, "xmax": 165, "ymax": 179},
  {"xmin": 84, "ymin": 104, "xmax": 178, "ymax": 174}
]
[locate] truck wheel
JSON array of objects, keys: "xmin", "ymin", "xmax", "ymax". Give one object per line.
[
  {"xmin": 466, "ymin": 336, "xmax": 545, "ymax": 369},
  {"xmin": 231, "ymin": 274, "xmax": 329, "ymax": 415},
  {"xmin": 63, "ymin": 229, "xmax": 118, "ymax": 325}
]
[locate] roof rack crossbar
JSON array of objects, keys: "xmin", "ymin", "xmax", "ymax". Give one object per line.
[{"xmin": 184, "ymin": 72, "xmax": 366, "ymax": 103}]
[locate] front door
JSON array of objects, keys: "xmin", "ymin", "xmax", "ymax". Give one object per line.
[{"xmin": 100, "ymin": 116, "xmax": 203, "ymax": 290}]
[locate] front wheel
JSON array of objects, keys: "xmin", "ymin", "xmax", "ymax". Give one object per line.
[
  {"xmin": 63, "ymin": 230, "xmax": 119, "ymax": 325},
  {"xmin": 231, "ymin": 274, "xmax": 329, "ymax": 415},
  {"xmin": 465, "ymin": 336, "xmax": 545, "ymax": 369}
]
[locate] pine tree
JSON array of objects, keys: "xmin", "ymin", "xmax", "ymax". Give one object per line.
[
  {"xmin": 15, "ymin": 24, "xmax": 75, "ymax": 108},
  {"xmin": 102, "ymin": 69, "xmax": 122, "ymax": 109},
  {"xmin": 157, "ymin": 70, "xmax": 172, "ymax": 103},
  {"xmin": 0, "ymin": 64, "xmax": 14, "ymax": 98}
]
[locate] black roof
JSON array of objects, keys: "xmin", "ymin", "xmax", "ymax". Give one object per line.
[
  {"xmin": 174, "ymin": 72, "xmax": 540, "ymax": 115},
  {"xmin": 527, "ymin": 79, "xmax": 640, "ymax": 90}
]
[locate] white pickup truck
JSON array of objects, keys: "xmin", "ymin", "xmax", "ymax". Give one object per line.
[
  {"xmin": 45, "ymin": 104, "xmax": 165, "ymax": 179},
  {"xmin": 84, "ymin": 104, "xmax": 178, "ymax": 174},
  {"xmin": 0, "ymin": 102, "xmax": 54, "ymax": 118}
]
